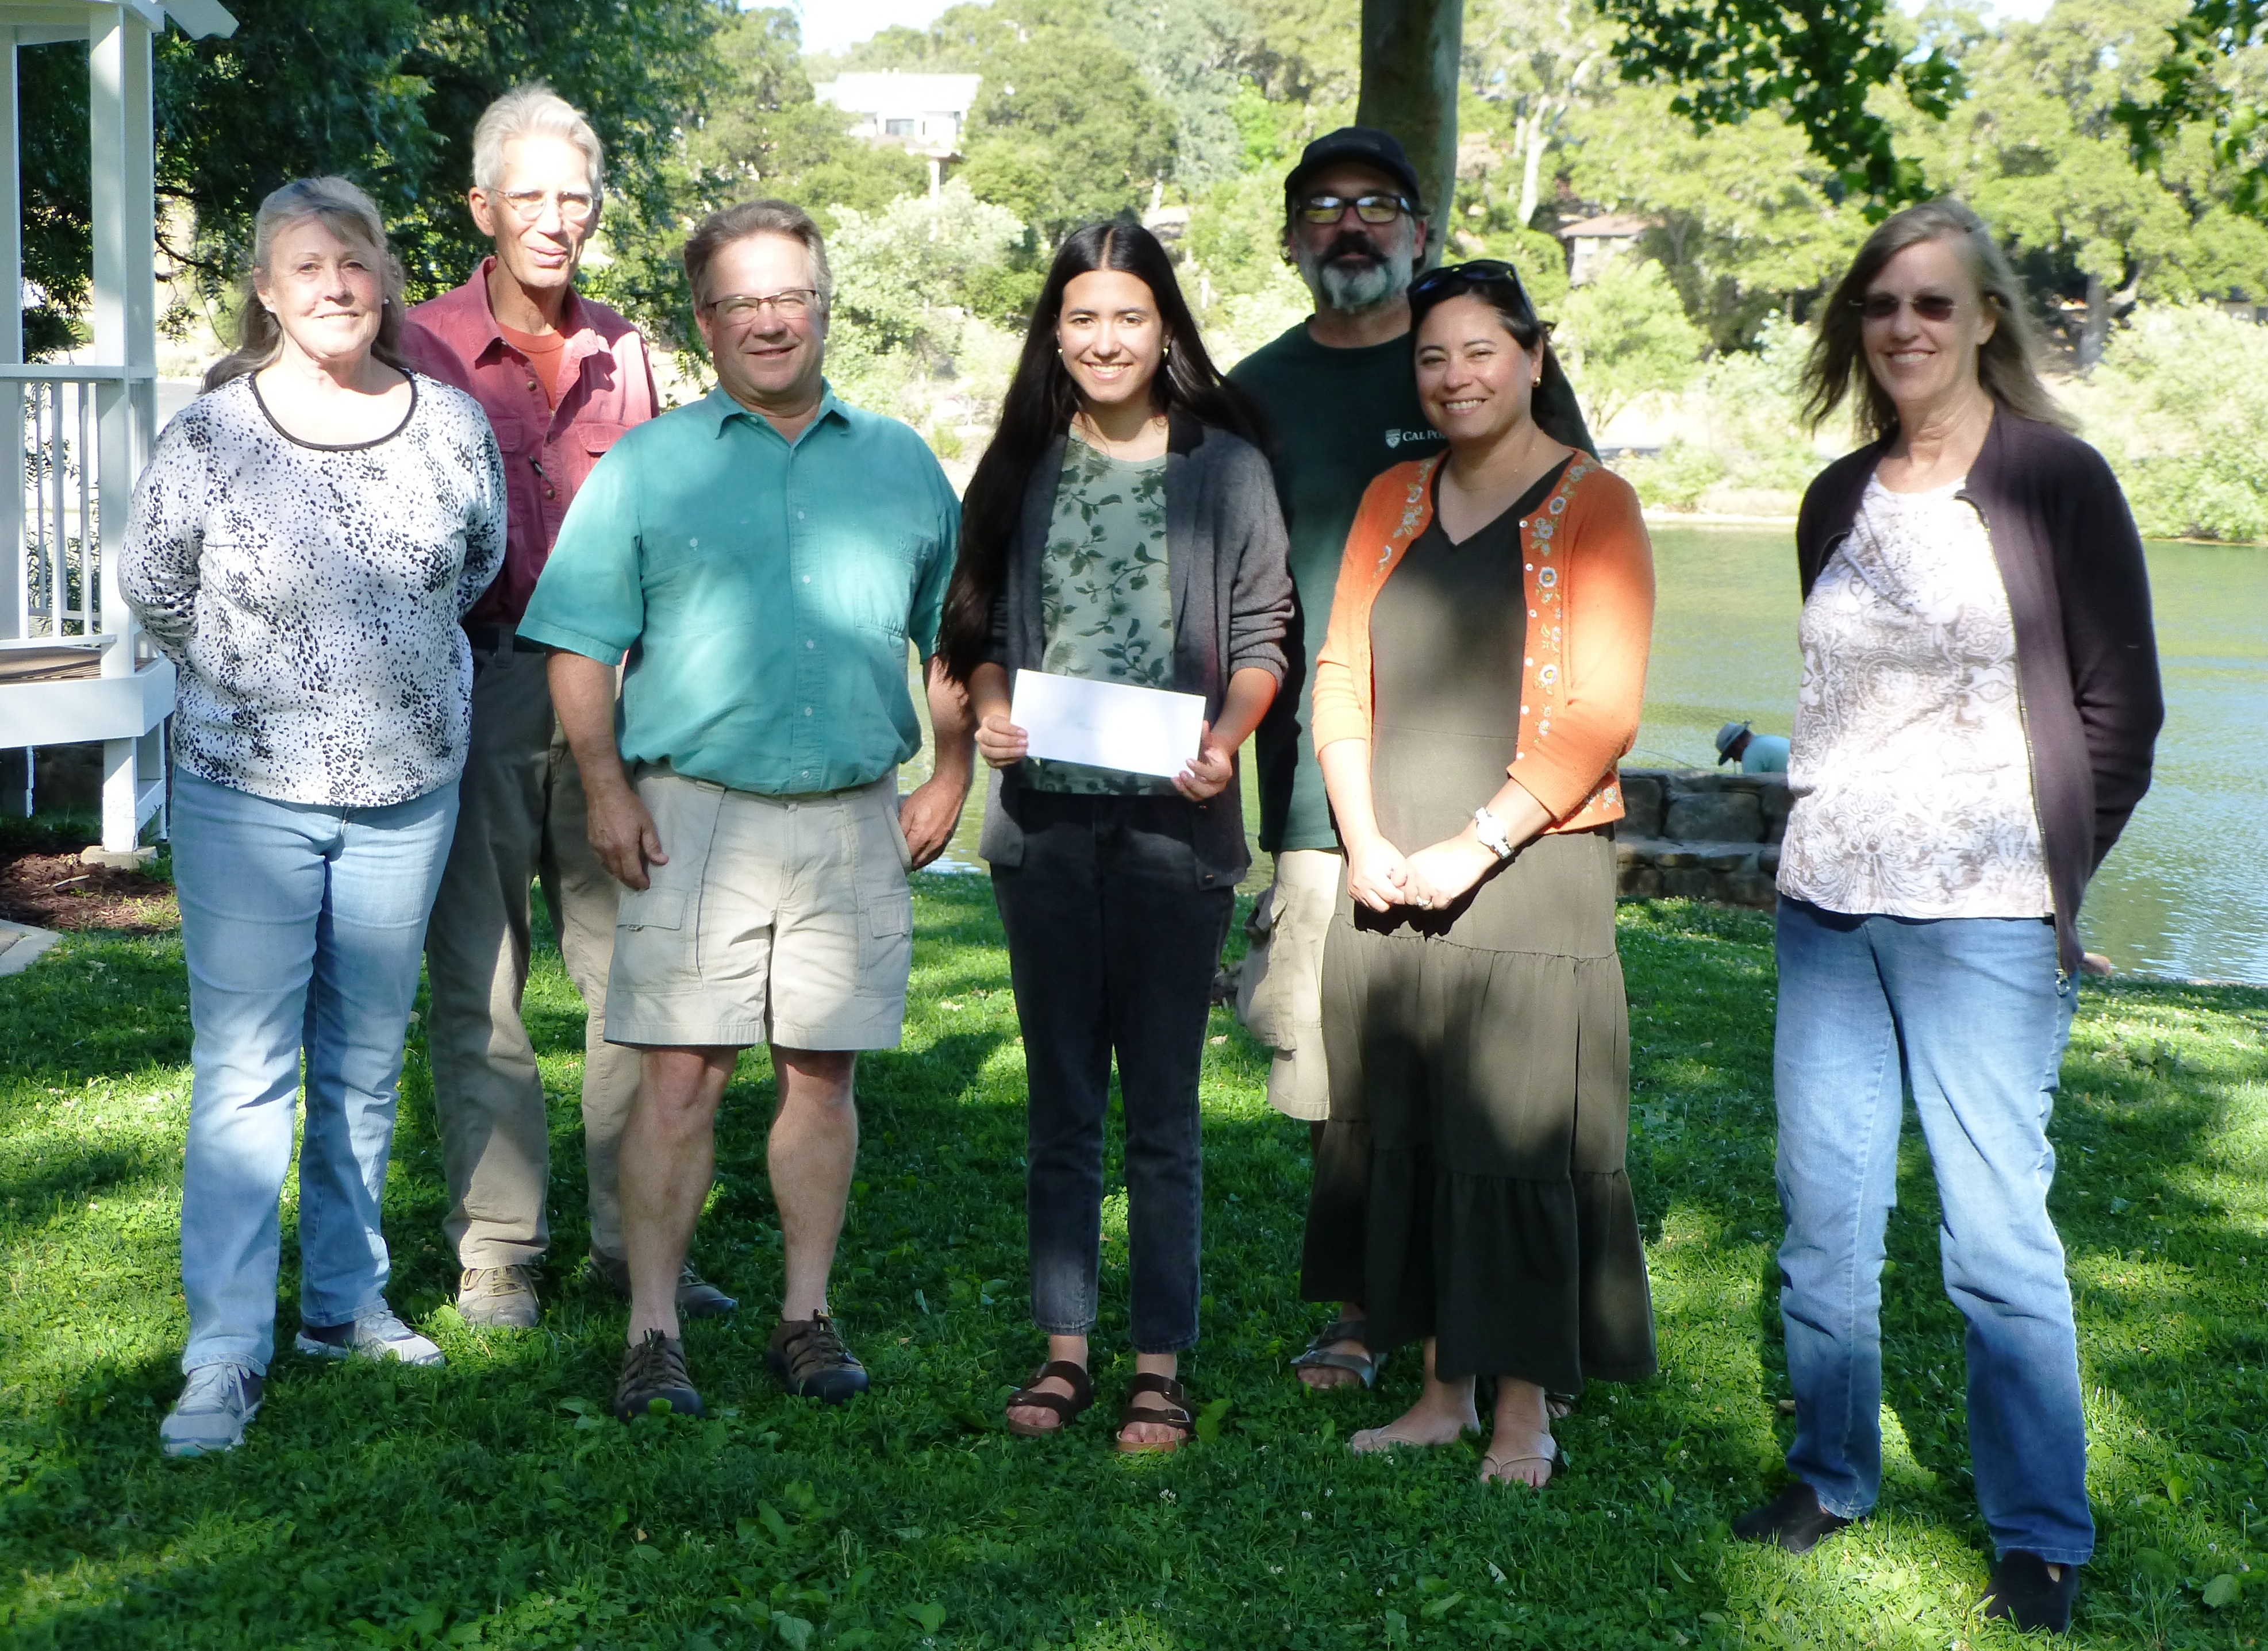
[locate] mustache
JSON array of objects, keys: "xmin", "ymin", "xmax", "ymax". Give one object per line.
[{"xmin": 1320, "ymin": 232, "xmax": 1386, "ymax": 264}]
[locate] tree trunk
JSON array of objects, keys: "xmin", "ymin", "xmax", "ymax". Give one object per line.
[
  {"xmin": 2081, "ymin": 270, "xmax": 2108, "ymax": 371},
  {"xmin": 1358, "ymin": 0, "xmax": 1462, "ymax": 267}
]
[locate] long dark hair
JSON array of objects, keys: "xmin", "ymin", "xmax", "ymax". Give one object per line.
[
  {"xmin": 936, "ymin": 221, "xmax": 1263, "ymax": 684},
  {"xmin": 1406, "ymin": 258, "xmax": 1594, "ymax": 454},
  {"xmin": 1801, "ymin": 197, "xmax": 2069, "ymax": 440}
]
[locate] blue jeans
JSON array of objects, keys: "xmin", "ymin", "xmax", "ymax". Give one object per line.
[
  {"xmin": 1772, "ymin": 898, "xmax": 2091, "ymax": 1565},
  {"xmin": 172, "ymin": 771, "xmax": 458, "ymax": 1375}
]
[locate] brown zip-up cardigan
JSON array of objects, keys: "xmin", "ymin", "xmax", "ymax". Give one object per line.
[{"xmin": 1795, "ymin": 409, "xmax": 2163, "ymax": 974}]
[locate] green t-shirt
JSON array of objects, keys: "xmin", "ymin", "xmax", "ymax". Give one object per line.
[
  {"xmin": 1024, "ymin": 436, "xmax": 1178, "ymax": 796},
  {"xmin": 1229, "ymin": 324, "xmax": 1446, "ymax": 851}
]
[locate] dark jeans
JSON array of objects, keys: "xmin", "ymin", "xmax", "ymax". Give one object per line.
[{"xmin": 991, "ymin": 790, "xmax": 1233, "ymax": 1353}]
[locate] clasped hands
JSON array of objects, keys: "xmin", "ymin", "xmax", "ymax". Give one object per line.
[
  {"xmin": 975, "ymin": 711, "xmax": 1236, "ymax": 801},
  {"xmin": 1346, "ymin": 826, "xmax": 1500, "ymax": 915}
]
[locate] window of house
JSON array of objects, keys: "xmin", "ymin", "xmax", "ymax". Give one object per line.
[{"xmin": 885, "ymin": 118, "xmax": 916, "ymax": 137}]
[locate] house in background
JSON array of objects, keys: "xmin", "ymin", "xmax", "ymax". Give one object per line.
[
  {"xmin": 1558, "ymin": 212, "xmax": 1651, "ymax": 286},
  {"xmin": 814, "ymin": 72, "xmax": 982, "ymax": 198}
]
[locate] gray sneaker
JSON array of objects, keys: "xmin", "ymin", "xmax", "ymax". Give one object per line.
[
  {"xmin": 587, "ymin": 1249, "xmax": 738, "ymax": 1318},
  {"xmin": 294, "ymin": 1307, "xmax": 445, "ymax": 1367},
  {"xmin": 160, "ymin": 1363, "xmax": 263, "ymax": 1457},
  {"xmin": 458, "ymin": 1265, "xmax": 540, "ymax": 1329}
]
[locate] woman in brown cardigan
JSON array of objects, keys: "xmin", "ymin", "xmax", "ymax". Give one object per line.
[{"xmin": 1300, "ymin": 260, "xmax": 1656, "ymax": 1486}]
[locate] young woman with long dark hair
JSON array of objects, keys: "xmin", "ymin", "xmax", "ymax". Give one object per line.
[{"xmin": 936, "ymin": 221, "xmax": 1293, "ymax": 1452}]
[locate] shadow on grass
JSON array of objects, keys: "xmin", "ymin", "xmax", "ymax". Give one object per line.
[{"xmin": 2, "ymin": 881, "xmax": 2265, "ymax": 1648}]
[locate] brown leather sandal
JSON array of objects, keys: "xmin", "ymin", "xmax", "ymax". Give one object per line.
[
  {"xmin": 1005, "ymin": 1360, "xmax": 1094, "ymax": 1437},
  {"xmin": 1114, "ymin": 1371, "xmax": 1195, "ymax": 1455}
]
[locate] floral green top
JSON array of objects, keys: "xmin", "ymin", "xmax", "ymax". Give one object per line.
[{"xmin": 1025, "ymin": 434, "xmax": 1178, "ymax": 795}]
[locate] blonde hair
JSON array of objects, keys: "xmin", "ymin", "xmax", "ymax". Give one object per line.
[
  {"xmin": 203, "ymin": 176, "xmax": 409, "ymax": 391},
  {"xmin": 472, "ymin": 83, "xmax": 605, "ymax": 202},
  {"xmin": 1801, "ymin": 197, "xmax": 2071, "ymax": 440}
]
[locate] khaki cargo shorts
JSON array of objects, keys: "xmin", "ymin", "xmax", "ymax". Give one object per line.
[
  {"xmin": 1236, "ymin": 847, "xmax": 1344, "ymax": 1121},
  {"xmin": 604, "ymin": 764, "xmax": 914, "ymax": 1052}
]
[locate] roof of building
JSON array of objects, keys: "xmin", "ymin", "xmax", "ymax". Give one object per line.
[
  {"xmin": 815, "ymin": 72, "xmax": 983, "ymax": 116},
  {"xmin": 1556, "ymin": 213, "xmax": 1653, "ymax": 240}
]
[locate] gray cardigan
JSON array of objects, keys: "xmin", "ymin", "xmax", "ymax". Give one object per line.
[{"xmin": 979, "ymin": 414, "xmax": 1294, "ymax": 887}]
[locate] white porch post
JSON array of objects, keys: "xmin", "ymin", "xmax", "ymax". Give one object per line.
[
  {"xmin": 2, "ymin": 33, "xmax": 25, "ymax": 815},
  {"xmin": 89, "ymin": 3, "xmax": 159, "ymax": 851}
]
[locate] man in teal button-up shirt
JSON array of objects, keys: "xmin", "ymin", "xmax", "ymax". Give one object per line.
[{"xmin": 525, "ymin": 200, "xmax": 974, "ymax": 1422}]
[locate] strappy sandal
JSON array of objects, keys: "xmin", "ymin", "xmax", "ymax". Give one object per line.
[
  {"xmin": 1480, "ymin": 1436, "xmax": 1567, "ymax": 1488},
  {"xmin": 1004, "ymin": 1360, "xmax": 1094, "ymax": 1437},
  {"xmin": 1114, "ymin": 1372, "xmax": 1196, "ymax": 1455},
  {"xmin": 1290, "ymin": 1317, "xmax": 1386, "ymax": 1389}
]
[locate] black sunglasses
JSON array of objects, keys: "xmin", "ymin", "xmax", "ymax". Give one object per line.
[{"xmin": 1409, "ymin": 258, "xmax": 1530, "ymax": 299}]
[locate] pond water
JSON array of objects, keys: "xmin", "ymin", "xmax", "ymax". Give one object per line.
[{"xmin": 920, "ymin": 525, "xmax": 2268, "ymax": 984}]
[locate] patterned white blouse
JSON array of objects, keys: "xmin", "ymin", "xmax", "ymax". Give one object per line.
[
  {"xmin": 1778, "ymin": 474, "xmax": 2054, "ymax": 919},
  {"xmin": 122, "ymin": 371, "xmax": 506, "ymax": 808}
]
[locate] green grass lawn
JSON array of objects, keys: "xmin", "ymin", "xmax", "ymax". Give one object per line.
[{"xmin": 2, "ymin": 871, "xmax": 2266, "ymax": 1649}]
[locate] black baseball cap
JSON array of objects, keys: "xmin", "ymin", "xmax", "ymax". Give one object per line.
[{"xmin": 1283, "ymin": 127, "xmax": 1426, "ymax": 216}]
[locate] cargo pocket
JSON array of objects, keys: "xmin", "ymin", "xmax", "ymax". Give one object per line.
[
  {"xmin": 616, "ymin": 887, "xmax": 686, "ymax": 932},
  {"xmin": 857, "ymin": 884, "xmax": 914, "ymax": 996}
]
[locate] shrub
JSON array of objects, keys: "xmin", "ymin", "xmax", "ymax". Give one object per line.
[{"xmin": 2075, "ymin": 303, "xmax": 2268, "ymax": 542}]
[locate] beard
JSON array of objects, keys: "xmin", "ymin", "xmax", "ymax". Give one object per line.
[{"xmin": 1294, "ymin": 226, "xmax": 1417, "ymax": 314}]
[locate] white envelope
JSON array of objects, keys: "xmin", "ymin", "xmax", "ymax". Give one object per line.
[{"xmin": 1010, "ymin": 668, "xmax": 1206, "ymax": 779}]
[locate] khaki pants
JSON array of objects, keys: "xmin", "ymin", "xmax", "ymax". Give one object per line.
[
  {"xmin": 424, "ymin": 641, "xmax": 640, "ymax": 1268},
  {"xmin": 1236, "ymin": 848, "xmax": 1344, "ymax": 1121}
]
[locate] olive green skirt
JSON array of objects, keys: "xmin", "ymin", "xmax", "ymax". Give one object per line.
[{"xmin": 1300, "ymin": 829, "xmax": 1658, "ymax": 1391}]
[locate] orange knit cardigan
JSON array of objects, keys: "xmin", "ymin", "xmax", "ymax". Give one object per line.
[{"xmin": 1310, "ymin": 453, "xmax": 1655, "ymax": 831}]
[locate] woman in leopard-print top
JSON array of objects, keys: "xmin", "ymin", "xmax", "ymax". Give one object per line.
[{"xmin": 121, "ymin": 178, "xmax": 504, "ymax": 1462}]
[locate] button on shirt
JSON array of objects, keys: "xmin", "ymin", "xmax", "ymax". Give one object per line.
[{"xmin": 517, "ymin": 384, "xmax": 958, "ymax": 796}]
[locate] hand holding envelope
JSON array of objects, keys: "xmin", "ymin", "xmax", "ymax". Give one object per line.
[{"xmin": 975, "ymin": 669, "xmax": 1231, "ymax": 799}]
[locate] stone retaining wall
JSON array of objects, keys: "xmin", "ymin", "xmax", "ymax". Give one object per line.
[{"xmin": 1614, "ymin": 767, "xmax": 1789, "ymax": 908}]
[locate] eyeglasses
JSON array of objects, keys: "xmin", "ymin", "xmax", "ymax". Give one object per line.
[
  {"xmin": 1297, "ymin": 193, "xmax": 1413, "ymax": 225},
  {"xmin": 704, "ymin": 288, "xmax": 817, "ymax": 324},
  {"xmin": 498, "ymin": 187, "xmax": 597, "ymax": 226},
  {"xmin": 1408, "ymin": 258, "xmax": 1531, "ymax": 302},
  {"xmin": 1854, "ymin": 291, "xmax": 1962, "ymax": 322}
]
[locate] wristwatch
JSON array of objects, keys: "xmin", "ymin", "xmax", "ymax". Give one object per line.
[{"xmin": 1473, "ymin": 806, "xmax": 1515, "ymax": 861}]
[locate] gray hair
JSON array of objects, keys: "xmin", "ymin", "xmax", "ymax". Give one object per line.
[
  {"xmin": 472, "ymin": 83, "xmax": 605, "ymax": 203},
  {"xmin": 1802, "ymin": 197, "xmax": 2070, "ymax": 439},
  {"xmin": 682, "ymin": 199, "xmax": 833, "ymax": 322},
  {"xmin": 203, "ymin": 176, "xmax": 409, "ymax": 391}
]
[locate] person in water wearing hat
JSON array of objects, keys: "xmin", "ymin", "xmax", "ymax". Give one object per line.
[
  {"xmin": 1228, "ymin": 126, "xmax": 1596, "ymax": 1395},
  {"xmin": 1717, "ymin": 720, "xmax": 1790, "ymax": 773}
]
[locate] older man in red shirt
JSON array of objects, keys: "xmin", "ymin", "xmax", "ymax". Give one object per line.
[{"xmin": 403, "ymin": 84, "xmax": 728, "ymax": 1329}]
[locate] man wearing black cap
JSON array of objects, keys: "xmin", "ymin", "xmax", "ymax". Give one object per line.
[{"xmin": 1232, "ymin": 128, "xmax": 1592, "ymax": 1391}]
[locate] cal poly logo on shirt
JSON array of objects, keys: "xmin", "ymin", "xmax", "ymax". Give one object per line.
[{"xmin": 1383, "ymin": 427, "xmax": 1441, "ymax": 451}]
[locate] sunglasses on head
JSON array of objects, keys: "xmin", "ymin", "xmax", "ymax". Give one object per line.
[
  {"xmin": 1853, "ymin": 291, "xmax": 1964, "ymax": 322},
  {"xmin": 1297, "ymin": 192, "xmax": 1413, "ymax": 225},
  {"xmin": 1408, "ymin": 258, "xmax": 1534, "ymax": 305}
]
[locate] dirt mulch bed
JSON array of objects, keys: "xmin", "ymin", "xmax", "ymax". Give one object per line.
[{"xmin": 0, "ymin": 850, "xmax": 178, "ymax": 934}]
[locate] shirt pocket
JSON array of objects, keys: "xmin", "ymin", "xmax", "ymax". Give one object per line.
[{"xmin": 564, "ymin": 421, "xmax": 628, "ymax": 494}]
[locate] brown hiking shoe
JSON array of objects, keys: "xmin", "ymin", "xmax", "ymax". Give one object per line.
[
  {"xmin": 587, "ymin": 1249, "xmax": 738, "ymax": 1319},
  {"xmin": 767, "ymin": 1313, "xmax": 869, "ymax": 1403},
  {"xmin": 613, "ymin": 1329, "xmax": 702, "ymax": 1420},
  {"xmin": 457, "ymin": 1265, "xmax": 540, "ymax": 1330}
]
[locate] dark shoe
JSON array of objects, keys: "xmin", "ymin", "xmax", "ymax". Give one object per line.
[
  {"xmin": 1291, "ymin": 1316, "xmax": 1386, "ymax": 1390},
  {"xmin": 767, "ymin": 1313, "xmax": 869, "ymax": 1403},
  {"xmin": 458, "ymin": 1264, "xmax": 540, "ymax": 1329},
  {"xmin": 614, "ymin": 1329, "xmax": 703, "ymax": 1419},
  {"xmin": 1732, "ymin": 1482, "xmax": 1854, "ymax": 1554},
  {"xmin": 1005, "ymin": 1360, "xmax": 1095, "ymax": 1437},
  {"xmin": 1115, "ymin": 1371, "xmax": 1196, "ymax": 1455},
  {"xmin": 295, "ymin": 1307, "xmax": 445, "ymax": 1367},
  {"xmin": 1982, "ymin": 1550, "xmax": 2078, "ymax": 1634},
  {"xmin": 588, "ymin": 1249, "xmax": 738, "ymax": 1318}
]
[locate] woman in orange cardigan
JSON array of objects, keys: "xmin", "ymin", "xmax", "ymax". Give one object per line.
[{"xmin": 1300, "ymin": 260, "xmax": 1657, "ymax": 1486}]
